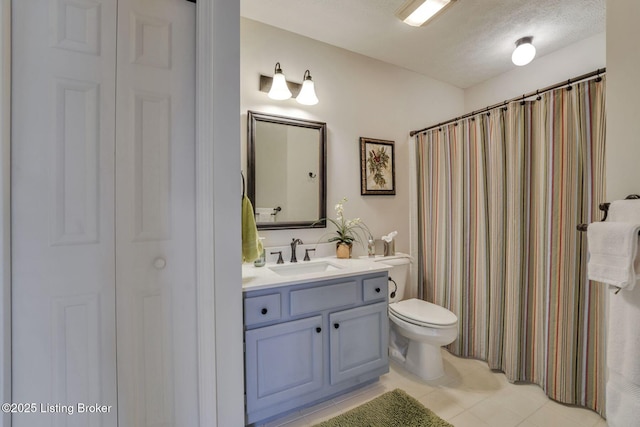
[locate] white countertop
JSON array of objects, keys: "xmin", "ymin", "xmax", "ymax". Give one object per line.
[{"xmin": 242, "ymin": 256, "xmax": 393, "ymax": 292}]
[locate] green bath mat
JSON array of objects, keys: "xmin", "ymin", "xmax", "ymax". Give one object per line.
[{"xmin": 313, "ymin": 389, "xmax": 454, "ymax": 427}]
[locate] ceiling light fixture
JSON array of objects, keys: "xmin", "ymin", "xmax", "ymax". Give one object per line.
[
  {"xmin": 296, "ymin": 70, "xmax": 319, "ymax": 105},
  {"xmin": 512, "ymin": 36, "xmax": 536, "ymax": 66},
  {"xmin": 267, "ymin": 62, "xmax": 292, "ymax": 100},
  {"xmin": 395, "ymin": 0, "xmax": 456, "ymax": 27}
]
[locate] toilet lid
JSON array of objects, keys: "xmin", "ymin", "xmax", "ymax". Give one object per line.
[{"xmin": 389, "ymin": 298, "xmax": 457, "ymax": 327}]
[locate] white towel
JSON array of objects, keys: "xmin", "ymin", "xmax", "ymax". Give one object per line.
[
  {"xmin": 607, "ymin": 271, "xmax": 640, "ymax": 426},
  {"xmin": 607, "ymin": 372, "xmax": 640, "ymax": 427},
  {"xmin": 255, "ymin": 208, "xmax": 275, "ymax": 223},
  {"xmin": 608, "ymin": 287, "xmax": 640, "ymax": 378},
  {"xmin": 587, "ymin": 222, "xmax": 640, "ymax": 290},
  {"xmin": 608, "ymin": 199, "xmax": 640, "ymax": 222},
  {"xmin": 601, "ymin": 200, "xmax": 640, "ymax": 425}
]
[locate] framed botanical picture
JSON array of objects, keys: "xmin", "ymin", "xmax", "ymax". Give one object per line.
[{"xmin": 360, "ymin": 137, "xmax": 395, "ymax": 195}]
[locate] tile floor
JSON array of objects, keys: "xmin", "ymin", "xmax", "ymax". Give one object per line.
[{"xmin": 257, "ymin": 350, "xmax": 607, "ymax": 427}]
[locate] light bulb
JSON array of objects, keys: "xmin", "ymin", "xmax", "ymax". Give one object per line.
[
  {"xmin": 512, "ymin": 37, "xmax": 536, "ymax": 66},
  {"xmin": 296, "ymin": 70, "xmax": 319, "ymax": 105},
  {"xmin": 403, "ymin": 0, "xmax": 451, "ymax": 27},
  {"xmin": 268, "ymin": 62, "xmax": 292, "ymax": 100}
]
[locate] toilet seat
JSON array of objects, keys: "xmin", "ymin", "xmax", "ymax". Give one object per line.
[{"xmin": 389, "ymin": 298, "xmax": 457, "ymax": 329}]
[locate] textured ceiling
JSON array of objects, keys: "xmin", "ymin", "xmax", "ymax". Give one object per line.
[{"xmin": 241, "ymin": 0, "xmax": 605, "ymax": 89}]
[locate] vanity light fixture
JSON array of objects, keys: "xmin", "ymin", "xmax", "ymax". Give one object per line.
[
  {"xmin": 512, "ymin": 36, "xmax": 536, "ymax": 66},
  {"xmin": 296, "ymin": 70, "xmax": 319, "ymax": 105},
  {"xmin": 259, "ymin": 63, "xmax": 320, "ymax": 105},
  {"xmin": 267, "ymin": 62, "xmax": 292, "ymax": 100},
  {"xmin": 395, "ymin": 0, "xmax": 456, "ymax": 27}
]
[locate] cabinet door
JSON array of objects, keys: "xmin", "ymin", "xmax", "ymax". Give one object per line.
[
  {"xmin": 329, "ymin": 302, "xmax": 389, "ymax": 385},
  {"xmin": 245, "ymin": 315, "xmax": 324, "ymax": 413}
]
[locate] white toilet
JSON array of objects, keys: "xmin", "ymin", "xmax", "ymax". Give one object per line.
[{"xmin": 378, "ymin": 255, "xmax": 458, "ymax": 381}]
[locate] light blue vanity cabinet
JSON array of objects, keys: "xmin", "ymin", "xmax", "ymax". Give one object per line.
[
  {"xmin": 244, "ymin": 272, "xmax": 389, "ymax": 425},
  {"xmin": 329, "ymin": 302, "xmax": 388, "ymax": 385}
]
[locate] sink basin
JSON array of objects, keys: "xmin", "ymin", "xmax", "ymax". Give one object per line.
[{"xmin": 268, "ymin": 261, "xmax": 344, "ymax": 277}]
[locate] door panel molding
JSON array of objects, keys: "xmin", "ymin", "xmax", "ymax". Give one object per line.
[
  {"xmin": 51, "ymin": 78, "xmax": 101, "ymax": 246},
  {"xmin": 51, "ymin": 294, "xmax": 102, "ymax": 427},
  {"xmin": 51, "ymin": 0, "xmax": 102, "ymax": 56},
  {"xmin": 131, "ymin": 90, "xmax": 172, "ymax": 242},
  {"xmin": 129, "ymin": 12, "xmax": 171, "ymax": 69}
]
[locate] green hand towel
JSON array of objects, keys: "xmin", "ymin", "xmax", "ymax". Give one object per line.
[{"xmin": 242, "ymin": 196, "xmax": 263, "ymax": 263}]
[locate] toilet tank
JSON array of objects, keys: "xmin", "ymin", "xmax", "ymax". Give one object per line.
[{"xmin": 376, "ymin": 255, "xmax": 410, "ymax": 303}]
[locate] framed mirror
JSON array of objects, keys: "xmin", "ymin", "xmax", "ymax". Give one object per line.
[{"xmin": 247, "ymin": 111, "xmax": 327, "ymax": 230}]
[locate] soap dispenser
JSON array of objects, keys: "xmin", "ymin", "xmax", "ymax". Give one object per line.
[
  {"xmin": 367, "ymin": 237, "xmax": 375, "ymax": 257},
  {"xmin": 254, "ymin": 237, "xmax": 266, "ymax": 267}
]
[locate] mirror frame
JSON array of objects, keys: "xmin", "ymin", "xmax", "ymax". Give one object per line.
[{"xmin": 247, "ymin": 110, "xmax": 327, "ymax": 230}]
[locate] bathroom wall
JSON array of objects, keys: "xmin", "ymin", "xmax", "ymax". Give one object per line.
[
  {"xmin": 241, "ymin": 18, "xmax": 464, "ymax": 257},
  {"xmin": 464, "ymin": 32, "xmax": 606, "ymax": 112},
  {"xmin": 606, "ymin": 0, "xmax": 640, "ymax": 201}
]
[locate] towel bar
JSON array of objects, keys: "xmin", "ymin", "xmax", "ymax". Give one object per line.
[{"xmin": 577, "ymin": 194, "xmax": 640, "ymax": 232}]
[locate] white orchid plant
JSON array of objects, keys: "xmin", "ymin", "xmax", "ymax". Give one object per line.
[{"xmin": 321, "ymin": 197, "xmax": 372, "ymax": 247}]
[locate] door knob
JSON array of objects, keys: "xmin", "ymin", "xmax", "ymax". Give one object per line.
[{"xmin": 153, "ymin": 258, "xmax": 167, "ymax": 269}]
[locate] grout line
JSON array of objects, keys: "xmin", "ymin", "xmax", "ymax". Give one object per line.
[{"xmin": 264, "ymin": 352, "xmax": 608, "ymax": 427}]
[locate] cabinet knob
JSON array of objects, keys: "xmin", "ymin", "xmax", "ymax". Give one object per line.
[
  {"xmin": 333, "ymin": 323, "xmax": 340, "ymax": 329},
  {"xmin": 153, "ymin": 258, "xmax": 167, "ymax": 269},
  {"xmin": 261, "ymin": 308, "xmax": 268, "ymax": 315},
  {"xmin": 316, "ymin": 327, "xmax": 321, "ymax": 333},
  {"xmin": 375, "ymin": 287, "xmax": 381, "ymax": 293}
]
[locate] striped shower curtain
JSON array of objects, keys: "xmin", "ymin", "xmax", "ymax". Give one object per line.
[{"xmin": 416, "ymin": 77, "xmax": 606, "ymax": 413}]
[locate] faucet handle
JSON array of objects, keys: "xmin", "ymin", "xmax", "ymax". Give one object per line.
[
  {"xmin": 304, "ymin": 248, "xmax": 316, "ymax": 261},
  {"xmin": 270, "ymin": 251, "xmax": 284, "ymax": 264}
]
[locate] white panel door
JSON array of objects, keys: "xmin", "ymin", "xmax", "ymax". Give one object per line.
[
  {"xmin": 114, "ymin": 0, "xmax": 197, "ymax": 426},
  {"xmin": 12, "ymin": 0, "xmax": 197, "ymax": 426},
  {"xmin": 11, "ymin": 1, "xmax": 118, "ymax": 426}
]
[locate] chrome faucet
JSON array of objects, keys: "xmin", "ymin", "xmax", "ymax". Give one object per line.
[{"xmin": 290, "ymin": 238, "xmax": 303, "ymax": 263}]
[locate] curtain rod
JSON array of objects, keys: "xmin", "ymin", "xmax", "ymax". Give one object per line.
[{"xmin": 409, "ymin": 67, "xmax": 606, "ymax": 137}]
